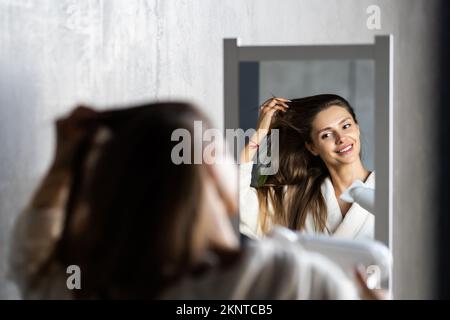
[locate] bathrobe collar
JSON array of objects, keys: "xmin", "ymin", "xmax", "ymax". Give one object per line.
[{"xmin": 321, "ymin": 171, "xmax": 375, "ymax": 238}]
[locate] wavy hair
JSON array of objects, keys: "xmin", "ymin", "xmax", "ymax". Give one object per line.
[{"xmin": 256, "ymin": 94, "xmax": 358, "ymax": 234}]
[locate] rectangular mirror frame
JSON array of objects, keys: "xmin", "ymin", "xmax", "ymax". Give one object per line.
[{"xmin": 224, "ymin": 36, "xmax": 394, "ymax": 249}]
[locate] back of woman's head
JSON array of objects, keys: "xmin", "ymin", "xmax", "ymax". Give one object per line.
[
  {"xmin": 55, "ymin": 102, "xmax": 216, "ymax": 299},
  {"xmin": 257, "ymin": 94, "xmax": 357, "ymax": 233}
]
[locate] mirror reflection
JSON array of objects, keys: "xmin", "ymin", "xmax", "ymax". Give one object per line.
[{"xmin": 238, "ymin": 60, "xmax": 376, "ymax": 241}]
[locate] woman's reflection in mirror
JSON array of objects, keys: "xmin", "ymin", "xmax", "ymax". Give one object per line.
[{"xmin": 240, "ymin": 94, "xmax": 374, "ymax": 240}]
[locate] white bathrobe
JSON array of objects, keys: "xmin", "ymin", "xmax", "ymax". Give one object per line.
[
  {"xmin": 9, "ymin": 206, "xmax": 358, "ymax": 300},
  {"xmin": 239, "ymin": 161, "xmax": 375, "ymax": 240}
]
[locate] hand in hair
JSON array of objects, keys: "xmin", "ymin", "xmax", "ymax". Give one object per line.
[
  {"xmin": 52, "ymin": 106, "xmax": 98, "ymax": 170},
  {"xmin": 30, "ymin": 106, "xmax": 97, "ymax": 209},
  {"xmin": 257, "ymin": 97, "xmax": 290, "ymax": 134},
  {"xmin": 240, "ymin": 97, "xmax": 290, "ymax": 163}
]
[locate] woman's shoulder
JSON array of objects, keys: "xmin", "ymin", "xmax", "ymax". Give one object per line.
[
  {"xmin": 243, "ymin": 233, "xmax": 337, "ymax": 280},
  {"xmin": 162, "ymin": 232, "xmax": 358, "ymax": 299},
  {"xmin": 243, "ymin": 234, "xmax": 358, "ymax": 299},
  {"xmin": 244, "ymin": 235, "xmax": 303, "ymax": 264},
  {"xmin": 160, "ymin": 239, "xmax": 302, "ymax": 299}
]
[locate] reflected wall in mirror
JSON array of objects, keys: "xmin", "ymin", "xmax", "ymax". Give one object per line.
[{"xmin": 224, "ymin": 37, "xmax": 393, "ymax": 248}]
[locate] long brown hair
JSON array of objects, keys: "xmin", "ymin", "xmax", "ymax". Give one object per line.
[
  {"xmin": 256, "ymin": 94, "xmax": 358, "ymax": 234},
  {"xmin": 40, "ymin": 102, "xmax": 239, "ymax": 299}
]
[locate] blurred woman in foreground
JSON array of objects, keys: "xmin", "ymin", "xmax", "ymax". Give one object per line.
[{"xmin": 9, "ymin": 102, "xmax": 375, "ymax": 299}]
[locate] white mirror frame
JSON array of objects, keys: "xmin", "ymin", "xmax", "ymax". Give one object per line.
[{"xmin": 224, "ymin": 36, "xmax": 394, "ymax": 249}]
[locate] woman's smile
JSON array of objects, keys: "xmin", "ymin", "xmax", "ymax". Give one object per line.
[{"xmin": 335, "ymin": 143, "xmax": 354, "ymax": 155}]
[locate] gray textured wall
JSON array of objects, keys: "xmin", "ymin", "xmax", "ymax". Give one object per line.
[{"xmin": 0, "ymin": 0, "xmax": 440, "ymax": 299}]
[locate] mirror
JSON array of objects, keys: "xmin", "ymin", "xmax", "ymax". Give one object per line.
[
  {"xmin": 241, "ymin": 59, "xmax": 375, "ymax": 174},
  {"xmin": 224, "ymin": 37, "xmax": 393, "ymax": 247}
]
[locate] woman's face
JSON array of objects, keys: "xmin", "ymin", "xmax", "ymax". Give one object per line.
[{"xmin": 307, "ymin": 105, "xmax": 361, "ymax": 167}]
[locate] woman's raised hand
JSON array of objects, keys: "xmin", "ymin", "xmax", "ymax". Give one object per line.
[
  {"xmin": 255, "ymin": 97, "xmax": 290, "ymax": 140},
  {"xmin": 240, "ymin": 97, "xmax": 290, "ymax": 163},
  {"xmin": 52, "ymin": 105, "xmax": 98, "ymax": 170},
  {"xmin": 30, "ymin": 106, "xmax": 98, "ymax": 209}
]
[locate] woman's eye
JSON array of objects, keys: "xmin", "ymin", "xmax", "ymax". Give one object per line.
[
  {"xmin": 343, "ymin": 123, "xmax": 351, "ymax": 129},
  {"xmin": 321, "ymin": 133, "xmax": 331, "ymax": 139}
]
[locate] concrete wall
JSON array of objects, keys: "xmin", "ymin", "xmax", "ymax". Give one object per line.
[{"xmin": 0, "ymin": 0, "xmax": 440, "ymax": 299}]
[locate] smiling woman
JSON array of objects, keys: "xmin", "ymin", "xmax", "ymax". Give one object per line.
[{"xmin": 240, "ymin": 94, "xmax": 375, "ymax": 240}]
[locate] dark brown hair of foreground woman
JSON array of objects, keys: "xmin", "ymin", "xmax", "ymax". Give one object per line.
[{"xmin": 38, "ymin": 102, "xmax": 240, "ymax": 299}]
